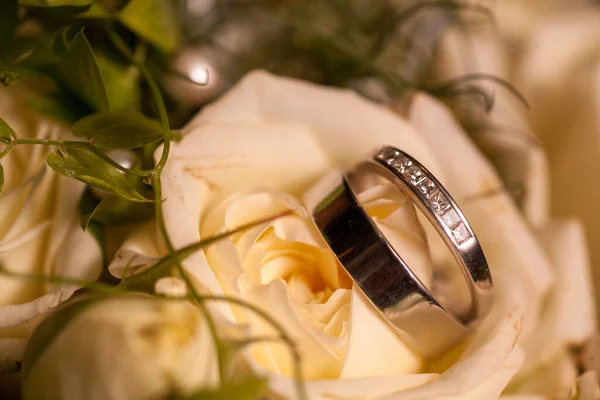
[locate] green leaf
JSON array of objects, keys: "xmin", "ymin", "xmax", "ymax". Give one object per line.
[
  {"xmin": 77, "ymin": 1, "xmax": 111, "ymax": 18},
  {"xmin": 20, "ymin": 0, "xmax": 91, "ymax": 6},
  {"xmin": 0, "ymin": 163, "xmax": 4, "ymax": 195},
  {"xmin": 26, "ymin": 88, "xmax": 91, "ymax": 124},
  {"xmin": 118, "ymin": 0, "xmax": 180, "ymax": 53},
  {"xmin": 0, "ymin": 0, "xmax": 18, "ymax": 50},
  {"xmin": 58, "ymin": 29, "xmax": 109, "ymax": 111},
  {"xmin": 0, "ymin": 117, "xmax": 16, "ymax": 142},
  {"xmin": 169, "ymin": 378, "xmax": 269, "ymax": 400},
  {"xmin": 46, "ymin": 146, "xmax": 152, "ymax": 202},
  {"xmin": 82, "ymin": 194, "xmax": 154, "ymax": 230},
  {"xmin": 73, "ymin": 111, "xmax": 169, "ymax": 149},
  {"xmin": 96, "ymin": 53, "xmax": 140, "ymax": 110},
  {"xmin": 21, "ymin": 296, "xmax": 101, "ymax": 381}
]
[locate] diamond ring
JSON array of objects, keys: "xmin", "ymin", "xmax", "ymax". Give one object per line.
[{"xmin": 304, "ymin": 146, "xmax": 493, "ymax": 357}]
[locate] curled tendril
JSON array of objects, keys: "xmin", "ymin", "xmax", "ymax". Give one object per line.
[
  {"xmin": 434, "ymin": 84, "xmax": 496, "ymax": 112},
  {"xmin": 370, "ymin": 0, "xmax": 497, "ymax": 58},
  {"xmin": 482, "ymin": 122, "xmax": 543, "ymax": 148},
  {"xmin": 425, "ymin": 73, "xmax": 530, "ymax": 109}
]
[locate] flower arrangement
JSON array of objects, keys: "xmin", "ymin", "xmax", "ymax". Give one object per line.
[{"xmin": 0, "ymin": 1, "xmax": 599, "ymax": 399}]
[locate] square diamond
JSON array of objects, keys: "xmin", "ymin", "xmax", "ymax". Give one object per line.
[
  {"xmin": 391, "ymin": 156, "xmax": 412, "ymax": 173},
  {"xmin": 378, "ymin": 148, "xmax": 400, "ymax": 164},
  {"xmin": 403, "ymin": 166, "xmax": 424, "ymax": 184},
  {"xmin": 441, "ymin": 208, "xmax": 461, "ymax": 228},
  {"xmin": 451, "ymin": 223, "xmax": 472, "ymax": 244},
  {"xmin": 429, "ymin": 192, "xmax": 451, "ymax": 215},
  {"xmin": 416, "ymin": 178, "xmax": 438, "ymax": 198}
]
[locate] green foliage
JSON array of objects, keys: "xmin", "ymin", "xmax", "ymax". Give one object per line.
[
  {"xmin": 0, "ymin": 117, "xmax": 16, "ymax": 142},
  {"xmin": 58, "ymin": 30, "xmax": 109, "ymax": 111},
  {"xmin": 26, "ymin": 89, "xmax": 91, "ymax": 124},
  {"xmin": 82, "ymin": 194, "xmax": 154, "ymax": 230},
  {"xmin": 118, "ymin": 0, "xmax": 180, "ymax": 53},
  {"xmin": 96, "ymin": 52, "xmax": 141, "ymax": 111},
  {"xmin": 73, "ymin": 111, "xmax": 169, "ymax": 149},
  {"xmin": 46, "ymin": 146, "xmax": 152, "ymax": 202},
  {"xmin": 0, "ymin": 0, "xmax": 18, "ymax": 50},
  {"xmin": 19, "ymin": 0, "xmax": 91, "ymax": 7}
]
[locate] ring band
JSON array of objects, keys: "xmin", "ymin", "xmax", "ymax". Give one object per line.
[{"xmin": 304, "ymin": 146, "xmax": 493, "ymax": 357}]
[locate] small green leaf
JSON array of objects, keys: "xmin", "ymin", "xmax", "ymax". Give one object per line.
[
  {"xmin": 46, "ymin": 146, "xmax": 152, "ymax": 202},
  {"xmin": 82, "ymin": 194, "xmax": 154, "ymax": 230},
  {"xmin": 21, "ymin": 296, "xmax": 101, "ymax": 381},
  {"xmin": 96, "ymin": 53, "xmax": 141, "ymax": 111},
  {"xmin": 0, "ymin": 0, "xmax": 18, "ymax": 50},
  {"xmin": 0, "ymin": 117, "xmax": 16, "ymax": 142},
  {"xmin": 59, "ymin": 29, "xmax": 109, "ymax": 111},
  {"xmin": 169, "ymin": 378, "xmax": 269, "ymax": 400},
  {"xmin": 0, "ymin": 164, "xmax": 4, "ymax": 194},
  {"xmin": 118, "ymin": 0, "xmax": 180, "ymax": 53},
  {"xmin": 73, "ymin": 111, "xmax": 168, "ymax": 149},
  {"xmin": 20, "ymin": 0, "xmax": 91, "ymax": 6}
]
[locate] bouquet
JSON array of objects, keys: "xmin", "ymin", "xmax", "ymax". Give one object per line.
[{"xmin": 1, "ymin": 1, "xmax": 599, "ymax": 399}]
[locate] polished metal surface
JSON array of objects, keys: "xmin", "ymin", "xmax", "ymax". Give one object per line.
[{"xmin": 304, "ymin": 146, "xmax": 493, "ymax": 357}]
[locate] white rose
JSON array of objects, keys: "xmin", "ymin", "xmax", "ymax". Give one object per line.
[
  {"xmin": 110, "ymin": 71, "xmax": 591, "ymax": 399},
  {"xmin": 0, "ymin": 86, "xmax": 102, "ymax": 375},
  {"xmin": 22, "ymin": 295, "xmax": 219, "ymax": 400}
]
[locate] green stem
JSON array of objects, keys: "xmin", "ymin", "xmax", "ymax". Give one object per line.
[
  {"xmin": 120, "ymin": 210, "xmax": 293, "ymax": 292},
  {"xmin": 104, "ymin": 22, "xmax": 305, "ymax": 393},
  {"xmin": 155, "ymin": 138, "xmax": 170, "ymax": 173},
  {"xmin": 104, "ymin": 29, "xmax": 225, "ymax": 379},
  {"xmin": 151, "ymin": 174, "xmax": 228, "ymax": 382},
  {"xmin": 0, "ymin": 143, "xmax": 15, "ymax": 158}
]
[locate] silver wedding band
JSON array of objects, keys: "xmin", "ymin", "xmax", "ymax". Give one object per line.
[{"xmin": 304, "ymin": 146, "xmax": 493, "ymax": 357}]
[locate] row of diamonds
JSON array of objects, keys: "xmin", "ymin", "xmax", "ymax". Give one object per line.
[{"xmin": 376, "ymin": 148, "xmax": 473, "ymax": 245}]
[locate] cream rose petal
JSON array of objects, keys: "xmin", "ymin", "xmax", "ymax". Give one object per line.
[
  {"xmin": 535, "ymin": 220, "xmax": 596, "ymax": 345},
  {"xmin": 570, "ymin": 371, "xmax": 600, "ymax": 400},
  {"xmin": 507, "ymin": 219, "xmax": 597, "ymax": 398},
  {"xmin": 381, "ymin": 312, "xmax": 524, "ymax": 400},
  {"xmin": 0, "ymin": 176, "xmax": 101, "ymax": 330},
  {"xmin": 0, "ymin": 88, "xmax": 102, "ymax": 376},
  {"xmin": 108, "ymin": 220, "xmax": 162, "ymax": 279},
  {"xmin": 340, "ymin": 288, "xmax": 422, "ymax": 379},
  {"xmin": 187, "ymin": 71, "xmax": 441, "ymax": 177}
]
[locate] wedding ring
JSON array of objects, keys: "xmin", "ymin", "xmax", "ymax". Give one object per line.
[{"xmin": 304, "ymin": 146, "xmax": 493, "ymax": 357}]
